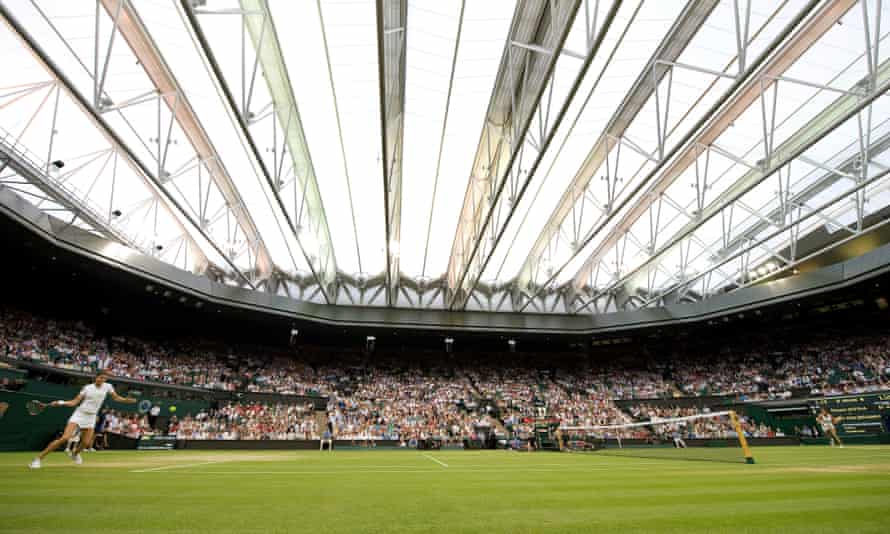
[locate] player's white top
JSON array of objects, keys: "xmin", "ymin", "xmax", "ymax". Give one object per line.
[
  {"xmin": 817, "ymin": 413, "xmax": 834, "ymax": 429},
  {"xmin": 74, "ymin": 383, "xmax": 115, "ymax": 416}
]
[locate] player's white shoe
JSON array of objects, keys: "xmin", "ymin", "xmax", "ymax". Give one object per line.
[
  {"xmin": 72, "ymin": 453, "xmax": 83, "ymax": 465},
  {"xmin": 29, "ymin": 458, "xmax": 41, "ymax": 469}
]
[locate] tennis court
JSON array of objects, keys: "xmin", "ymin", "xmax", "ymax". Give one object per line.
[{"xmin": 2, "ymin": 446, "xmax": 889, "ymax": 533}]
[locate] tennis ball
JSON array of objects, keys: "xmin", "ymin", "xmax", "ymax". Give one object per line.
[{"xmin": 169, "ymin": 406, "xmax": 177, "ymax": 413}]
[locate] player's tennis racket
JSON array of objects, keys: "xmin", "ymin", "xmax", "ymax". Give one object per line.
[
  {"xmin": 128, "ymin": 390, "xmax": 151, "ymax": 414},
  {"xmin": 26, "ymin": 400, "xmax": 49, "ymax": 416},
  {"xmin": 137, "ymin": 399, "xmax": 152, "ymax": 414}
]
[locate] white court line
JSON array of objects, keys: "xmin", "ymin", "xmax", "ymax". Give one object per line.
[
  {"xmin": 130, "ymin": 460, "xmax": 232, "ymax": 473},
  {"xmin": 422, "ymin": 454, "xmax": 448, "ymax": 468},
  {"xmin": 128, "ymin": 465, "xmax": 889, "ymax": 476},
  {"xmin": 132, "ymin": 464, "xmax": 720, "ymax": 475}
]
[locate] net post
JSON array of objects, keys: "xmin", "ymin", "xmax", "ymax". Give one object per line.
[{"xmin": 728, "ymin": 410, "xmax": 755, "ymax": 464}]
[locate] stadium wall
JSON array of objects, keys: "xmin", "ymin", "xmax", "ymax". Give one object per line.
[
  {"xmin": 0, "ymin": 383, "xmax": 214, "ymax": 451},
  {"xmin": 0, "ymin": 390, "xmax": 70, "ymax": 451},
  {"xmin": 0, "ymin": 367, "xmax": 26, "ymax": 380}
]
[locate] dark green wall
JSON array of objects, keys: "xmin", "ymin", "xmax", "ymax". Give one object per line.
[
  {"xmin": 0, "ymin": 390, "xmax": 71, "ymax": 451},
  {"xmin": 1, "ymin": 380, "xmax": 212, "ymax": 451}
]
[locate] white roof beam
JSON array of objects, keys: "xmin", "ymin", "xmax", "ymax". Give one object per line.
[
  {"xmin": 99, "ymin": 0, "xmax": 273, "ymax": 284},
  {"xmin": 578, "ymin": 27, "xmax": 890, "ymax": 313},
  {"xmin": 376, "ymin": 0, "xmax": 407, "ymax": 307},
  {"xmin": 180, "ymin": 0, "xmax": 339, "ymax": 302},
  {"xmin": 445, "ymin": 0, "xmax": 582, "ymax": 309},
  {"xmin": 514, "ymin": 0, "xmax": 725, "ymax": 303},
  {"xmin": 0, "ymin": 5, "xmax": 243, "ymax": 282},
  {"xmin": 568, "ymin": 0, "xmax": 854, "ymax": 297}
]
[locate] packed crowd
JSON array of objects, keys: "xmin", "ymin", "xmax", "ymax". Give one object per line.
[
  {"xmin": 1, "ymin": 308, "xmax": 110, "ymax": 374},
  {"xmin": 565, "ymin": 367, "xmax": 675, "ymax": 400},
  {"xmin": 670, "ymin": 337, "xmax": 890, "ymax": 399},
  {"xmin": 169, "ymin": 402, "xmax": 318, "ymax": 440},
  {"xmin": 466, "ymin": 366, "xmax": 539, "ymax": 416},
  {"xmin": 0, "ymin": 307, "xmax": 328, "ymax": 395},
  {"xmin": 105, "ymin": 337, "xmax": 240, "ymax": 391},
  {"xmin": 325, "ymin": 366, "xmax": 494, "ymax": 443},
  {"xmin": 4, "ymin": 305, "xmax": 888, "ymax": 402},
  {"xmin": 627, "ymin": 404, "xmax": 783, "ymax": 439},
  {"xmin": 2, "ymin": 305, "xmax": 889, "ymax": 442},
  {"xmin": 547, "ymin": 383, "xmax": 633, "ymax": 429},
  {"xmin": 242, "ymin": 356, "xmax": 331, "ymax": 397},
  {"xmin": 86, "ymin": 409, "xmax": 152, "ymax": 440}
]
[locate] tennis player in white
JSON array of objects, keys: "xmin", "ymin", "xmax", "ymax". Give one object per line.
[
  {"xmin": 817, "ymin": 407, "xmax": 844, "ymax": 448},
  {"xmin": 29, "ymin": 371, "xmax": 137, "ymax": 468}
]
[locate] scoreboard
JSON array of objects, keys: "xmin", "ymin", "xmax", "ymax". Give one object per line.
[{"xmin": 811, "ymin": 392, "xmax": 890, "ymax": 435}]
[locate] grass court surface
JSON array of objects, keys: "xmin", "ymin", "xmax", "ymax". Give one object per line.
[{"xmin": 2, "ymin": 446, "xmax": 889, "ymax": 533}]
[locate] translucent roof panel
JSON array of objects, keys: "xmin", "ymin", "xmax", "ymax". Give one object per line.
[
  {"xmin": 4, "ymin": 0, "xmax": 890, "ymax": 313},
  {"xmin": 0, "ymin": 5, "xmax": 215, "ymax": 274},
  {"xmin": 478, "ymin": 0, "xmax": 617, "ymax": 287},
  {"xmin": 400, "ymin": 1, "xmax": 515, "ymax": 281},
  {"xmin": 268, "ymin": 0, "xmax": 385, "ymax": 277},
  {"xmin": 492, "ymin": 1, "xmax": 687, "ymax": 286}
]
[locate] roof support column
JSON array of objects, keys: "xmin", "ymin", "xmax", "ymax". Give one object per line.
[{"xmin": 376, "ymin": 0, "xmax": 407, "ymax": 307}]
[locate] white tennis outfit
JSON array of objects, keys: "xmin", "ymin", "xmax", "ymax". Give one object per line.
[{"xmin": 69, "ymin": 383, "xmax": 114, "ymax": 429}]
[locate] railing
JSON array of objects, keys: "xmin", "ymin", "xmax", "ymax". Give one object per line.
[{"xmin": 0, "ymin": 127, "xmax": 143, "ymax": 251}]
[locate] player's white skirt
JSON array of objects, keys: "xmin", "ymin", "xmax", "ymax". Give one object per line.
[{"xmin": 68, "ymin": 411, "xmax": 97, "ymax": 430}]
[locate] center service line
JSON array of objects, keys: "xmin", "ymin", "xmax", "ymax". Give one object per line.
[{"xmin": 130, "ymin": 460, "xmax": 232, "ymax": 473}]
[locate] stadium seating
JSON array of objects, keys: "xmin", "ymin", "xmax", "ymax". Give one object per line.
[{"xmin": 2, "ymin": 305, "xmax": 889, "ymax": 442}]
